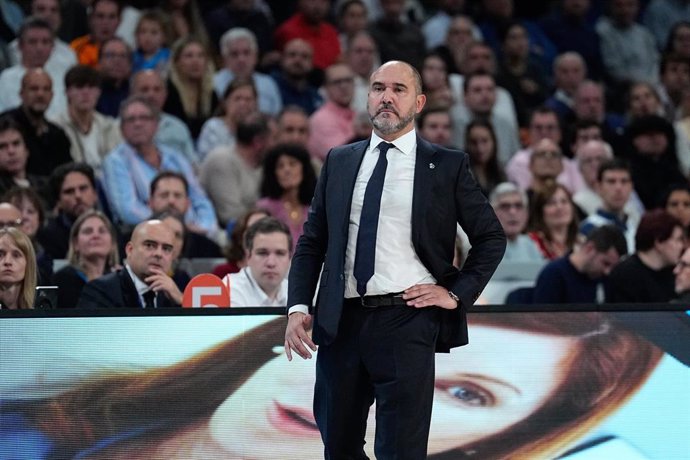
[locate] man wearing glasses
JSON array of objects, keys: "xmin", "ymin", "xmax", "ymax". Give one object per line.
[{"xmin": 102, "ymin": 97, "xmax": 218, "ymax": 238}]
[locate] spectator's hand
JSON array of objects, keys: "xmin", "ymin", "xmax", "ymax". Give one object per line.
[
  {"xmin": 145, "ymin": 268, "xmax": 183, "ymax": 305},
  {"xmin": 285, "ymin": 312, "xmax": 316, "ymax": 360},
  {"xmin": 403, "ymin": 284, "xmax": 458, "ymax": 309}
]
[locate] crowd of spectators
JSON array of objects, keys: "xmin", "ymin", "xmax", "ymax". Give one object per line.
[{"xmin": 0, "ymin": 0, "xmax": 688, "ymax": 308}]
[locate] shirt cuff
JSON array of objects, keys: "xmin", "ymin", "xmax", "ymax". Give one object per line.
[{"xmin": 288, "ymin": 304, "xmax": 309, "ymax": 315}]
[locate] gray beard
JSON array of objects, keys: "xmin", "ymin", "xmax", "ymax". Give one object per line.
[{"xmin": 371, "ymin": 109, "xmax": 416, "ymax": 135}]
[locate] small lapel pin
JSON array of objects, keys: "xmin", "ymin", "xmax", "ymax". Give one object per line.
[{"xmin": 429, "ymin": 163, "xmax": 436, "ymax": 169}]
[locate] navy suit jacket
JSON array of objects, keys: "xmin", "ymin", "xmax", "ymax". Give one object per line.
[
  {"xmin": 76, "ymin": 269, "xmax": 180, "ymax": 309},
  {"xmin": 287, "ymin": 136, "xmax": 506, "ymax": 352}
]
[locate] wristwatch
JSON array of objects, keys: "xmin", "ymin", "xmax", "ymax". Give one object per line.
[{"xmin": 448, "ymin": 290, "xmax": 460, "ymax": 304}]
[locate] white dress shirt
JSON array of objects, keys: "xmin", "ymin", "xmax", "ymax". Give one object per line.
[
  {"xmin": 125, "ymin": 263, "xmax": 157, "ymax": 308},
  {"xmin": 222, "ymin": 266, "xmax": 288, "ymax": 307}
]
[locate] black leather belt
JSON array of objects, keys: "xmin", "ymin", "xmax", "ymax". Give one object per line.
[{"xmin": 346, "ymin": 292, "xmax": 407, "ymax": 308}]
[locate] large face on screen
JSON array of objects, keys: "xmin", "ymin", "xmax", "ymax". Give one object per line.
[{"xmin": 205, "ymin": 324, "xmax": 577, "ymax": 458}]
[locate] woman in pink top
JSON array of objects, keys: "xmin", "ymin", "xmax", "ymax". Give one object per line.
[{"xmin": 256, "ymin": 144, "xmax": 317, "ymax": 253}]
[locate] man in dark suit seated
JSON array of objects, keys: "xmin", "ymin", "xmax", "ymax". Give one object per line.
[
  {"xmin": 285, "ymin": 60, "xmax": 506, "ymax": 459},
  {"xmin": 77, "ymin": 219, "xmax": 182, "ymax": 308}
]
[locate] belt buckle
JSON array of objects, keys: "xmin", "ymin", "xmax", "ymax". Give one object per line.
[{"xmin": 360, "ymin": 296, "xmax": 376, "ymax": 308}]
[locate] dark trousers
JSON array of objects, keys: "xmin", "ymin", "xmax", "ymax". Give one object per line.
[{"xmin": 314, "ymin": 300, "xmax": 440, "ymax": 460}]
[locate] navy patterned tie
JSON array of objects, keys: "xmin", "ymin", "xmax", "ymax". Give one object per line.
[
  {"xmin": 143, "ymin": 290, "xmax": 156, "ymax": 309},
  {"xmin": 354, "ymin": 142, "xmax": 393, "ymax": 296}
]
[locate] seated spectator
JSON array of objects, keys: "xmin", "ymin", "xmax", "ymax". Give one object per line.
[
  {"xmin": 307, "ymin": 62, "xmax": 356, "ymax": 162},
  {"xmin": 663, "ymin": 21, "xmax": 690, "ymax": 60},
  {"xmin": 214, "ymin": 28, "xmax": 282, "ymax": 116},
  {"xmin": 544, "ymin": 52, "xmax": 587, "ymax": 122},
  {"xmin": 94, "ymin": 37, "xmax": 133, "ymax": 117},
  {"xmin": 130, "ymin": 69, "xmax": 197, "ymax": 166},
  {"xmin": 3, "ymin": 187, "xmax": 51, "ymax": 283},
  {"xmin": 203, "ymin": 0, "xmax": 272, "ymax": 59},
  {"xmin": 495, "ymin": 21, "xmax": 548, "ymax": 127},
  {"xmin": 533, "ymin": 225, "xmax": 627, "ymax": 304},
  {"xmin": 270, "ymin": 38, "xmax": 323, "ymax": 116},
  {"xmin": 161, "ymin": 0, "xmax": 209, "ymax": 52},
  {"xmin": 274, "ymin": 105, "xmax": 310, "ymax": 147},
  {"xmin": 274, "ymin": 0, "xmax": 341, "ymax": 71},
  {"xmin": 567, "ymin": 80, "xmax": 626, "ymax": 153},
  {"xmin": 660, "ymin": 183, "xmax": 690, "ymax": 238},
  {"xmin": 506, "ymin": 107, "xmax": 584, "ymax": 194},
  {"xmin": 37, "ymin": 163, "xmax": 105, "ymax": 260},
  {"xmin": 528, "ymin": 138, "xmax": 564, "ymax": 197},
  {"xmin": 148, "ymin": 171, "xmax": 221, "ymax": 256},
  {"xmin": 464, "ymin": 119, "xmax": 506, "ymax": 197},
  {"xmin": 52, "ymin": 210, "xmax": 119, "ymax": 308},
  {"xmin": 197, "ymin": 78, "xmax": 258, "ymax": 161},
  {"xmin": 368, "ymin": 0, "xmax": 425, "ymax": 70},
  {"xmin": 607, "ymin": 209, "xmax": 685, "ymax": 303},
  {"xmin": 450, "ymin": 71, "xmax": 520, "ymax": 166},
  {"xmin": 673, "ymin": 245, "xmax": 690, "ymax": 303},
  {"xmin": 0, "ymin": 226, "xmax": 37, "ymax": 309},
  {"xmin": 69, "ymin": 0, "xmax": 120, "ymax": 68},
  {"xmin": 0, "ymin": 115, "xmax": 45, "ymax": 196},
  {"xmin": 221, "ymin": 216, "xmax": 291, "ymax": 307},
  {"xmin": 596, "ymin": 0, "xmax": 659, "ymax": 88},
  {"xmin": 163, "ymin": 36, "xmax": 217, "ymax": 140},
  {"xmin": 256, "ymin": 144, "xmax": 316, "ymax": 253},
  {"xmin": 421, "ymin": 52, "xmax": 454, "ymax": 109},
  {"xmin": 626, "ymin": 115, "xmax": 686, "ymax": 210},
  {"xmin": 212, "ymin": 208, "xmax": 270, "ymax": 279},
  {"xmin": 656, "ymin": 52, "xmax": 690, "ymax": 121},
  {"xmin": 0, "ymin": 16, "xmax": 68, "ymax": 118},
  {"xmin": 1, "ymin": 68, "xmax": 72, "ymax": 178},
  {"xmin": 77, "ymin": 219, "xmax": 181, "ymax": 308},
  {"xmin": 432, "ymin": 15, "xmax": 480, "ymax": 76},
  {"xmin": 152, "ymin": 210, "xmax": 191, "ymax": 292},
  {"xmin": 528, "ymin": 183, "xmax": 579, "ymax": 260},
  {"xmin": 9, "ymin": 0, "xmax": 78, "ymax": 78},
  {"xmin": 490, "ymin": 182, "xmax": 544, "ymax": 264},
  {"xmin": 644, "ymin": 1, "xmax": 690, "ymax": 49},
  {"xmin": 417, "ymin": 105, "xmax": 453, "ymax": 147},
  {"xmin": 337, "ymin": 0, "xmax": 369, "ymax": 52},
  {"xmin": 103, "ymin": 96, "xmax": 217, "ymax": 236},
  {"xmin": 344, "ymin": 30, "xmax": 378, "ymax": 113},
  {"xmin": 580, "ymin": 158, "xmax": 639, "ymax": 252},
  {"xmin": 200, "ymin": 112, "xmax": 270, "ymax": 227},
  {"xmin": 131, "ymin": 9, "xmax": 171, "ymax": 74},
  {"xmin": 54, "ymin": 65, "xmax": 121, "ymax": 176}
]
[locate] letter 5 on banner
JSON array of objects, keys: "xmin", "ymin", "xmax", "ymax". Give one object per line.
[{"xmin": 182, "ymin": 274, "xmax": 230, "ymax": 308}]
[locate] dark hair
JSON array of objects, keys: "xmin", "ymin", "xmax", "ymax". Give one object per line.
[
  {"xmin": 215, "ymin": 77, "xmax": 257, "ymax": 117},
  {"xmin": 98, "ymin": 36, "xmax": 131, "ymax": 62},
  {"xmin": 462, "ymin": 70, "xmax": 494, "ymax": 94},
  {"xmin": 497, "ymin": 19, "xmax": 525, "ymax": 44},
  {"xmin": 90, "ymin": 0, "xmax": 121, "ymax": 16},
  {"xmin": 635, "ymin": 209, "xmax": 682, "ymax": 251},
  {"xmin": 2, "ymin": 186, "xmax": 46, "ymax": 229},
  {"xmin": 664, "ymin": 21, "xmax": 690, "ymax": 54},
  {"xmin": 136, "ymin": 9, "xmax": 172, "ymax": 47},
  {"xmin": 417, "ymin": 105, "xmax": 451, "ymax": 130},
  {"xmin": 528, "ymin": 183, "xmax": 579, "ymax": 249},
  {"xmin": 338, "ymin": 0, "xmax": 366, "ymax": 18},
  {"xmin": 659, "ymin": 183, "xmax": 690, "ymax": 209},
  {"xmin": 596, "ymin": 158, "xmax": 631, "ymax": 182},
  {"xmin": 659, "ymin": 52, "xmax": 689, "ymax": 75},
  {"xmin": 464, "ymin": 119, "xmax": 505, "ymax": 187},
  {"xmin": 225, "ymin": 208, "xmax": 271, "ymax": 264},
  {"xmin": 260, "ymin": 144, "xmax": 316, "ymax": 205},
  {"xmin": 244, "ymin": 216, "xmax": 292, "ymax": 254},
  {"xmin": 64, "ymin": 65, "xmax": 102, "ymax": 89},
  {"xmin": 150, "ymin": 170, "xmax": 189, "ymax": 197},
  {"xmin": 236, "ymin": 112, "xmax": 270, "ymax": 145},
  {"xmin": 18, "ymin": 16, "xmax": 53, "ymax": 42},
  {"xmin": 0, "ymin": 115, "xmax": 24, "ymax": 138},
  {"xmin": 529, "ymin": 106, "xmax": 560, "ymax": 127},
  {"xmin": 587, "ymin": 225, "xmax": 628, "ymax": 257},
  {"xmin": 49, "ymin": 162, "xmax": 96, "ymax": 200}
]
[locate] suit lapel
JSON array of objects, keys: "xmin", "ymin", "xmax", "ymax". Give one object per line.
[
  {"xmin": 339, "ymin": 140, "xmax": 369, "ymax": 231},
  {"xmin": 412, "ymin": 137, "xmax": 437, "ymax": 244},
  {"xmin": 119, "ymin": 269, "xmax": 143, "ymax": 308}
]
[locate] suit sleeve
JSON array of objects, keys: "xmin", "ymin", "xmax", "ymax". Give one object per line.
[
  {"xmin": 287, "ymin": 148, "xmax": 331, "ymax": 312},
  {"xmin": 451, "ymin": 153, "xmax": 507, "ymax": 308},
  {"xmin": 76, "ymin": 280, "xmax": 114, "ymax": 309}
]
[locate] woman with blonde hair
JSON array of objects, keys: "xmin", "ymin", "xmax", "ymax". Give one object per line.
[
  {"xmin": 0, "ymin": 311, "xmax": 665, "ymax": 458},
  {"xmin": 52, "ymin": 210, "xmax": 120, "ymax": 308},
  {"xmin": 163, "ymin": 36, "xmax": 218, "ymax": 140},
  {"xmin": 0, "ymin": 227, "xmax": 37, "ymax": 309}
]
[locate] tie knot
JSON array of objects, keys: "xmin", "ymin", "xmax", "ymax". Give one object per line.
[{"xmin": 378, "ymin": 142, "xmax": 394, "ymax": 155}]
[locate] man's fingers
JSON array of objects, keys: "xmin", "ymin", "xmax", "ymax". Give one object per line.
[{"xmin": 284, "ymin": 340, "xmax": 293, "ymax": 361}]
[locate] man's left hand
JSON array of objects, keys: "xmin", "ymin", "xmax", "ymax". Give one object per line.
[
  {"xmin": 145, "ymin": 268, "xmax": 183, "ymax": 305},
  {"xmin": 403, "ymin": 284, "xmax": 458, "ymax": 309}
]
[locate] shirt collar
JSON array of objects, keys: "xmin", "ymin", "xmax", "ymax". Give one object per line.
[
  {"xmin": 244, "ymin": 267, "xmax": 286, "ymax": 304},
  {"xmin": 125, "ymin": 262, "xmax": 153, "ymax": 298},
  {"xmin": 370, "ymin": 128, "xmax": 417, "ymax": 156}
]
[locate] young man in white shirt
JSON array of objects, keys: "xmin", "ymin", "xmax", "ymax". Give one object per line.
[{"xmin": 223, "ymin": 217, "xmax": 292, "ymax": 307}]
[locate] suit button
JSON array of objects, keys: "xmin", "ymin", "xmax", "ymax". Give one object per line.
[{"xmin": 339, "ymin": 274, "xmax": 344, "ymax": 280}]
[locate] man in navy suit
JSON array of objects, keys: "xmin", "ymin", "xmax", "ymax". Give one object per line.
[
  {"xmin": 285, "ymin": 60, "xmax": 506, "ymax": 459},
  {"xmin": 77, "ymin": 219, "xmax": 182, "ymax": 308}
]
